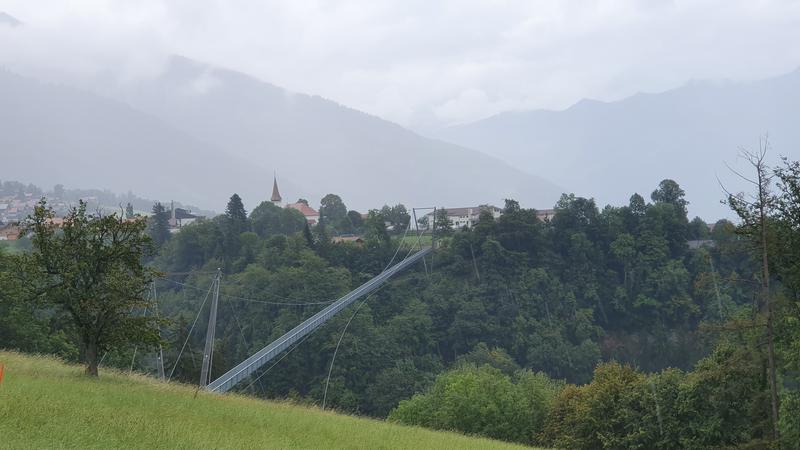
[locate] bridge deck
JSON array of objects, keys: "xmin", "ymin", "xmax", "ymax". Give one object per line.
[{"xmin": 207, "ymin": 247, "xmax": 432, "ymax": 393}]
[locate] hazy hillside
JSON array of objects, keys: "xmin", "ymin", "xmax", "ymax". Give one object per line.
[
  {"xmin": 431, "ymin": 69, "xmax": 800, "ymax": 219},
  {"xmin": 0, "ymin": 69, "xmax": 302, "ymax": 210},
  {"xmin": 83, "ymin": 56, "xmax": 564, "ymax": 211}
]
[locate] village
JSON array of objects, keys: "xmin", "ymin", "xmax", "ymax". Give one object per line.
[{"xmin": 1, "ymin": 176, "xmax": 558, "ymax": 242}]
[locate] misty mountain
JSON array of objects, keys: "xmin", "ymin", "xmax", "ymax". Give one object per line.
[
  {"xmin": 431, "ymin": 69, "xmax": 800, "ymax": 219},
  {"xmin": 0, "ymin": 12, "xmax": 21, "ymax": 27},
  {"xmin": 0, "ymin": 69, "xmax": 295, "ymax": 209},
  {"xmin": 80, "ymin": 56, "xmax": 563, "ymax": 211}
]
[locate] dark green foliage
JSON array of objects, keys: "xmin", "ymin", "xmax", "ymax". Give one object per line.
[
  {"xmin": 433, "ymin": 207, "xmax": 453, "ymax": 236},
  {"xmin": 225, "ymin": 193, "xmax": 248, "ymax": 225},
  {"xmin": 0, "ymin": 247, "xmax": 76, "ymax": 358},
  {"xmin": 319, "ymin": 194, "xmax": 347, "ymax": 225},
  {"xmin": 148, "ymin": 201, "xmax": 171, "ymax": 246},
  {"xmin": 249, "ymin": 201, "xmax": 306, "ymax": 238},
  {"xmin": 389, "ymin": 364, "xmax": 562, "ymax": 445},
  {"xmin": 21, "ymin": 199, "xmax": 161, "ymax": 376},
  {"xmin": 7, "ymin": 175, "xmax": 796, "ymax": 447},
  {"xmin": 380, "ymin": 204, "xmax": 411, "ymax": 234},
  {"xmin": 543, "ymin": 351, "xmax": 770, "ymax": 450},
  {"xmin": 780, "ymin": 391, "xmax": 800, "ymax": 448}
]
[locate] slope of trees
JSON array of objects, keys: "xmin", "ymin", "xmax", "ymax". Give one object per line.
[{"xmin": 3, "ymin": 171, "xmax": 800, "ymax": 447}]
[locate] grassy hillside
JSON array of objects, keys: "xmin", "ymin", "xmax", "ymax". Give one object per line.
[{"xmin": 0, "ymin": 351, "xmax": 536, "ymax": 449}]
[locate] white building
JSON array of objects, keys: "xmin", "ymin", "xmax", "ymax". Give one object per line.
[{"xmin": 424, "ymin": 205, "xmax": 503, "ymax": 230}]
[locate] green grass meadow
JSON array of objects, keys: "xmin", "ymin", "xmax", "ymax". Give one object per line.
[{"xmin": 0, "ymin": 351, "xmax": 537, "ymax": 449}]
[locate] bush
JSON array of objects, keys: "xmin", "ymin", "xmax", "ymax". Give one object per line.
[{"xmin": 388, "ymin": 364, "xmax": 562, "ymax": 445}]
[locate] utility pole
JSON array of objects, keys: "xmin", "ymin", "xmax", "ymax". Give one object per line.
[
  {"xmin": 199, "ymin": 269, "xmax": 222, "ymax": 387},
  {"xmin": 153, "ymin": 281, "xmax": 166, "ymax": 381},
  {"xmin": 431, "ymin": 207, "xmax": 436, "ymax": 273}
]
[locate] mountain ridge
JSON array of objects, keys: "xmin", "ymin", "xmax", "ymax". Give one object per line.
[{"xmin": 430, "ymin": 67, "xmax": 800, "ymax": 219}]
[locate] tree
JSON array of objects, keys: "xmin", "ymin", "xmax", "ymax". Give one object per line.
[
  {"xmin": 125, "ymin": 202, "xmax": 135, "ymax": 219},
  {"xmin": 22, "ymin": 200, "xmax": 161, "ymax": 376},
  {"xmin": 651, "ymin": 179, "xmax": 688, "ymax": 214},
  {"xmin": 380, "ymin": 204, "xmax": 411, "ymax": 233},
  {"xmin": 390, "ymin": 364, "xmax": 562, "ymax": 445},
  {"xmin": 249, "ymin": 201, "xmax": 305, "ymax": 238},
  {"xmin": 347, "ymin": 210, "xmax": 363, "ymax": 231},
  {"xmin": 148, "ymin": 202, "xmax": 170, "ymax": 246},
  {"xmin": 725, "ymin": 143, "xmax": 780, "ymax": 439},
  {"xmin": 225, "ymin": 193, "xmax": 248, "ymax": 230},
  {"xmin": 688, "ymin": 217, "xmax": 710, "ymax": 240},
  {"xmin": 52, "ymin": 183, "xmax": 65, "ymax": 198},
  {"xmin": 434, "ymin": 207, "xmax": 453, "ymax": 237},
  {"xmin": 319, "ymin": 194, "xmax": 347, "ymax": 225}
]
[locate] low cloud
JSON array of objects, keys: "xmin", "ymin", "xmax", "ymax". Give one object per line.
[{"xmin": 1, "ymin": 0, "xmax": 800, "ymax": 127}]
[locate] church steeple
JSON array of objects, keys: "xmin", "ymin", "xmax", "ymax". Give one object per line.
[{"xmin": 271, "ymin": 173, "xmax": 282, "ymax": 205}]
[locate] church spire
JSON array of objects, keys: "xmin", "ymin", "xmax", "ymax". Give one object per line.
[{"xmin": 271, "ymin": 173, "xmax": 282, "ymax": 205}]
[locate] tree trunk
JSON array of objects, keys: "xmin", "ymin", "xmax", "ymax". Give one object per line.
[
  {"xmin": 756, "ymin": 153, "xmax": 780, "ymax": 440},
  {"xmin": 85, "ymin": 337, "xmax": 99, "ymax": 377}
]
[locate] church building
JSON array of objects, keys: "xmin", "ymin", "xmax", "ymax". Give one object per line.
[{"xmin": 271, "ymin": 175, "xmax": 320, "ymax": 225}]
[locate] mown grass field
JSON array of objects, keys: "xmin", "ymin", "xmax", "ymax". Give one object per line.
[
  {"xmin": 398, "ymin": 234, "xmax": 433, "ymax": 248},
  {"xmin": 0, "ymin": 351, "xmax": 538, "ymax": 449}
]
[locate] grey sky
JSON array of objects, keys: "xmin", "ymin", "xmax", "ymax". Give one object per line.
[{"xmin": 2, "ymin": 0, "xmax": 800, "ymax": 128}]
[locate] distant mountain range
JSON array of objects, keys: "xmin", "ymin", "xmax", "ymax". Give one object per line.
[
  {"xmin": 5, "ymin": 7, "xmax": 797, "ymax": 219},
  {"xmin": 430, "ymin": 69, "xmax": 800, "ymax": 219},
  {"xmin": 0, "ymin": 51, "xmax": 563, "ymax": 212}
]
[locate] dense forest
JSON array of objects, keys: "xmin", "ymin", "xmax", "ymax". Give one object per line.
[{"xmin": 3, "ymin": 165, "xmax": 800, "ymax": 448}]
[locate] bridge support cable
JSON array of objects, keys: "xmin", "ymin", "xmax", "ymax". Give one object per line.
[
  {"xmin": 207, "ymin": 247, "xmax": 432, "ymax": 393},
  {"xmin": 199, "ymin": 269, "xmax": 222, "ymax": 387},
  {"xmin": 152, "ymin": 281, "xmax": 166, "ymax": 381},
  {"xmin": 168, "ymin": 278, "xmax": 215, "ymax": 381}
]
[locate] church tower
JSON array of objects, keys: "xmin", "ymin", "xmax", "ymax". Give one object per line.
[{"xmin": 271, "ymin": 174, "xmax": 282, "ymax": 206}]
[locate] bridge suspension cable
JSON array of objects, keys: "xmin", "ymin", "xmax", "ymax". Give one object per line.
[
  {"xmin": 206, "ymin": 246, "xmax": 432, "ymax": 393},
  {"xmin": 156, "ymin": 276, "xmax": 337, "ymax": 306}
]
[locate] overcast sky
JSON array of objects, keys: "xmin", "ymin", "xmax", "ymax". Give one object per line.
[{"xmin": 2, "ymin": 0, "xmax": 800, "ymax": 128}]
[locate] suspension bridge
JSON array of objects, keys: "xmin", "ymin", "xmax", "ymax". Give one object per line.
[{"xmin": 140, "ymin": 208, "xmax": 437, "ymax": 395}]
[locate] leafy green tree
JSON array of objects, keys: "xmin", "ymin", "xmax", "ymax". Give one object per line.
[
  {"xmin": 0, "ymin": 247, "xmax": 76, "ymax": 357},
  {"xmin": 249, "ymin": 201, "xmax": 305, "ymax": 238},
  {"xmin": 687, "ymin": 217, "xmax": 710, "ymax": 239},
  {"xmin": 678, "ymin": 342, "xmax": 771, "ymax": 448},
  {"xmin": 365, "ymin": 357, "xmax": 442, "ymax": 417},
  {"xmin": 22, "ymin": 200, "xmax": 161, "ymax": 376},
  {"xmin": 433, "ymin": 207, "xmax": 453, "ymax": 237},
  {"xmin": 347, "ymin": 210, "xmax": 363, "ymax": 229},
  {"xmin": 543, "ymin": 362, "xmax": 655, "ymax": 450},
  {"xmin": 319, "ymin": 194, "xmax": 347, "ymax": 225},
  {"xmin": 390, "ymin": 364, "xmax": 561, "ymax": 445},
  {"xmin": 380, "ymin": 204, "xmax": 411, "ymax": 233},
  {"xmin": 780, "ymin": 391, "xmax": 800, "ymax": 448},
  {"xmin": 456, "ymin": 343, "xmax": 519, "ymax": 375},
  {"xmin": 148, "ymin": 202, "xmax": 170, "ymax": 246},
  {"xmin": 651, "ymin": 179, "xmax": 688, "ymax": 214}
]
